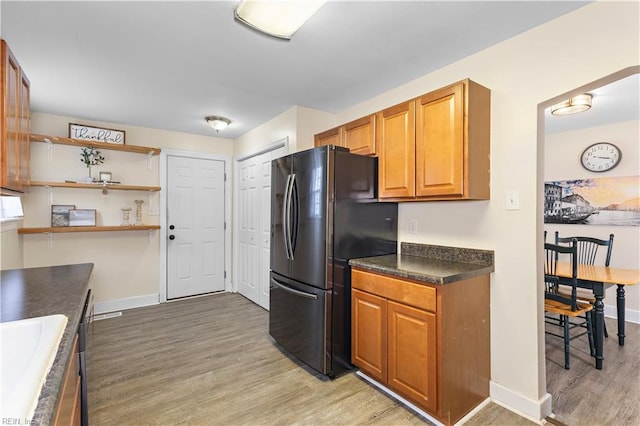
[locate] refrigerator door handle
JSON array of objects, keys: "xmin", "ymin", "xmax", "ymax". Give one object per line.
[
  {"xmin": 283, "ymin": 174, "xmax": 293, "ymax": 259},
  {"xmin": 270, "ymin": 278, "xmax": 318, "ymax": 300},
  {"xmin": 288, "ymin": 173, "xmax": 297, "ymax": 259}
]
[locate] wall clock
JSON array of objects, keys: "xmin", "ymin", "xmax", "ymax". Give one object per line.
[{"xmin": 580, "ymin": 142, "xmax": 621, "ymax": 172}]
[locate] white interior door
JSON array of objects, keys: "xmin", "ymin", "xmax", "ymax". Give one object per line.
[
  {"xmin": 167, "ymin": 155, "xmax": 225, "ymax": 299},
  {"xmin": 237, "ymin": 144, "xmax": 286, "ymax": 310}
]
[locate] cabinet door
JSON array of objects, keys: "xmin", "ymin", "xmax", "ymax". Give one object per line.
[
  {"xmin": 387, "ymin": 300, "xmax": 437, "ymax": 413},
  {"xmin": 376, "ymin": 100, "xmax": 415, "ymax": 198},
  {"xmin": 416, "ymin": 82, "xmax": 464, "ymax": 197},
  {"xmin": 352, "ymin": 288, "xmax": 387, "ymax": 383},
  {"xmin": 314, "ymin": 126, "xmax": 342, "ymax": 148},
  {"xmin": 1, "ymin": 40, "xmax": 23, "ymax": 192},
  {"xmin": 343, "ymin": 115, "xmax": 375, "ymax": 156}
]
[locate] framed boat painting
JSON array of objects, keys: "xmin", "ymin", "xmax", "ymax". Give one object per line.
[{"xmin": 544, "ymin": 176, "xmax": 640, "ymax": 226}]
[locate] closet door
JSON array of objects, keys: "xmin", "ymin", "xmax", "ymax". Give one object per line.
[{"xmin": 237, "ymin": 145, "xmax": 287, "ymax": 310}]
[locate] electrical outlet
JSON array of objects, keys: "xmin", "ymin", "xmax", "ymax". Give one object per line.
[
  {"xmin": 149, "ymin": 207, "xmax": 160, "ymax": 216},
  {"xmin": 505, "ymin": 190, "xmax": 520, "ymax": 210},
  {"xmin": 408, "ymin": 219, "xmax": 418, "ymax": 234}
]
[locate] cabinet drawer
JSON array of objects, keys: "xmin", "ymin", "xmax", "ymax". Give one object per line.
[{"xmin": 352, "ymin": 269, "xmax": 436, "ymax": 312}]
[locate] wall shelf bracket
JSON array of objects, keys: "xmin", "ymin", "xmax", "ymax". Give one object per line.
[
  {"xmin": 147, "ymin": 151, "xmax": 154, "ymax": 170},
  {"xmin": 44, "ymin": 138, "xmax": 53, "ymax": 160},
  {"xmin": 46, "ymin": 186, "xmax": 53, "ymax": 205}
]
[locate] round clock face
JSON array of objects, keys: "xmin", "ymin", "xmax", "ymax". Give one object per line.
[{"xmin": 580, "ymin": 142, "xmax": 621, "ymax": 172}]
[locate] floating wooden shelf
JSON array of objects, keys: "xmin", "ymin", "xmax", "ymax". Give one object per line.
[
  {"xmin": 18, "ymin": 225, "xmax": 161, "ymax": 234},
  {"xmin": 30, "ymin": 181, "xmax": 161, "ymax": 192},
  {"xmin": 30, "ymin": 134, "xmax": 162, "ymax": 155}
]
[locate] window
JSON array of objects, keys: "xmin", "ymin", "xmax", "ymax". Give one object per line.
[{"xmin": 0, "ymin": 196, "xmax": 24, "ymax": 221}]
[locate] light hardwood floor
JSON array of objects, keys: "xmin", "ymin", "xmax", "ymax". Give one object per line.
[
  {"xmin": 89, "ymin": 292, "xmax": 634, "ymax": 425},
  {"xmin": 545, "ymin": 315, "xmax": 640, "ymax": 425}
]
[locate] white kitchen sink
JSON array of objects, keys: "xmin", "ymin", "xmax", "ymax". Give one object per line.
[{"xmin": 0, "ymin": 314, "xmax": 68, "ymax": 421}]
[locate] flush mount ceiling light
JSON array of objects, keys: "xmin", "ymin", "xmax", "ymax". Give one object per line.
[
  {"xmin": 551, "ymin": 93, "xmax": 593, "ymax": 116},
  {"xmin": 205, "ymin": 116, "xmax": 231, "ymax": 132},
  {"xmin": 234, "ymin": 0, "xmax": 326, "ymax": 40}
]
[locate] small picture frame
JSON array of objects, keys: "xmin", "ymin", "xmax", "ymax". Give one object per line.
[
  {"xmin": 69, "ymin": 123, "xmax": 126, "ymax": 145},
  {"xmin": 68, "ymin": 209, "xmax": 97, "ymax": 227},
  {"xmin": 99, "ymin": 171, "xmax": 113, "ymax": 182},
  {"xmin": 51, "ymin": 205, "xmax": 75, "ymax": 227}
]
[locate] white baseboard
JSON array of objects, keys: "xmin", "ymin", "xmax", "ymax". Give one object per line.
[
  {"xmin": 356, "ymin": 371, "xmax": 443, "ymax": 426},
  {"xmin": 605, "ymin": 304, "xmax": 640, "ymax": 324},
  {"xmin": 489, "ymin": 381, "xmax": 551, "ymax": 424},
  {"xmin": 93, "ymin": 293, "xmax": 159, "ymax": 315}
]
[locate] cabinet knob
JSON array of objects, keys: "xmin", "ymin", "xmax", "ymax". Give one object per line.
[
  {"xmin": 169, "ymin": 225, "xmax": 175, "ymax": 230},
  {"xmin": 169, "ymin": 235, "xmax": 175, "ymax": 240}
]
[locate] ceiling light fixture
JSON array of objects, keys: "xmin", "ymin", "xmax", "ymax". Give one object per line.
[
  {"xmin": 550, "ymin": 93, "xmax": 593, "ymax": 116},
  {"xmin": 205, "ymin": 116, "xmax": 231, "ymax": 132},
  {"xmin": 234, "ymin": 0, "xmax": 326, "ymax": 40}
]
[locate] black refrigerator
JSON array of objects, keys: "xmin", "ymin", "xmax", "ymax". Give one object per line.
[{"xmin": 269, "ymin": 145, "xmax": 397, "ymax": 377}]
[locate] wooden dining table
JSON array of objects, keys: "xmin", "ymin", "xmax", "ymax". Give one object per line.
[{"xmin": 556, "ymin": 261, "xmax": 640, "ymax": 370}]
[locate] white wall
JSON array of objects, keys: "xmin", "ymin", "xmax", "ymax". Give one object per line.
[
  {"xmin": 22, "ymin": 112, "xmax": 234, "ymax": 307},
  {"xmin": 545, "ymin": 119, "xmax": 640, "ymax": 319}
]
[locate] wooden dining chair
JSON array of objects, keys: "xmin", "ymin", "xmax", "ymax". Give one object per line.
[
  {"xmin": 544, "ymin": 240, "xmax": 595, "ymax": 370},
  {"xmin": 554, "ymin": 232, "xmax": 614, "ymax": 337}
]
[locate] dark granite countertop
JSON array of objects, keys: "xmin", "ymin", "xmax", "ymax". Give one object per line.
[
  {"xmin": 349, "ymin": 242, "xmax": 494, "ymax": 284},
  {"xmin": 1, "ymin": 263, "xmax": 93, "ymax": 426}
]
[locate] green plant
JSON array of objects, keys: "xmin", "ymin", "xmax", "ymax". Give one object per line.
[{"xmin": 80, "ymin": 147, "xmax": 105, "ymax": 178}]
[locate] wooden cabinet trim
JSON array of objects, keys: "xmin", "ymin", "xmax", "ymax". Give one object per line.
[{"xmin": 352, "ymin": 268, "xmax": 436, "ymax": 312}]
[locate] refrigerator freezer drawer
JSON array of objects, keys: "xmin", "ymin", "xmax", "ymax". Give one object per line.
[{"xmin": 269, "ymin": 272, "xmax": 330, "ymax": 375}]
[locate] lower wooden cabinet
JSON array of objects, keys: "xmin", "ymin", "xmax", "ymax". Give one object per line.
[
  {"xmin": 387, "ymin": 300, "xmax": 437, "ymax": 412},
  {"xmin": 352, "ymin": 289, "xmax": 387, "ymax": 383},
  {"xmin": 54, "ymin": 334, "xmax": 81, "ymax": 426},
  {"xmin": 352, "ymin": 268, "xmax": 490, "ymax": 426}
]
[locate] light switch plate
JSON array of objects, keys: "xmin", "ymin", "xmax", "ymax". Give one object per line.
[
  {"xmin": 408, "ymin": 219, "xmax": 418, "ymax": 234},
  {"xmin": 505, "ymin": 190, "xmax": 520, "ymax": 210},
  {"xmin": 149, "ymin": 207, "xmax": 160, "ymax": 216}
]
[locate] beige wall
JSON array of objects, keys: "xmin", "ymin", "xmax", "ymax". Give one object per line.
[
  {"xmin": 1, "ymin": 220, "xmax": 24, "ymax": 270},
  {"xmin": 22, "ymin": 112, "xmax": 233, "ymax": 306},
  {"xmin": 233, "ymin": 105, "xmax": 335, "ymax": 158},
  {"xmin": 545, "ymin": 119, "xmax": 640, "ymax": 316},
  {"xmin": 324, "ymin": 1, "xmax": 637, "ymax": 418}
]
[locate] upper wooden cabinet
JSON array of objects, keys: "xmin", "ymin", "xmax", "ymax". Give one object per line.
[
  {"xmin": 314, "ymin": 115, "xmax": 376, "ymax": 156},
  {"xmin": 314, "ymin": 126, "xmax": 342, "ymax": 148},
  {"xmin": 1, "ymin": 39, "xmax": 31, "ymax": 194},
  {"xmin": 376, "ymin": 101, "xmax": 415, "ymax": 198},
  {"xmin": 379, "ymin": 79, "xmax": 490, "ymax": 201},
  {"xmin": 342, "ymin": 115, "xmax": 375, "ymax": 155}
]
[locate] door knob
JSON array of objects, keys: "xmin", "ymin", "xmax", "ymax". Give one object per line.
[{"xmin": 169, "ymin": 235, "xmax": 175, "ymax": 240}]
